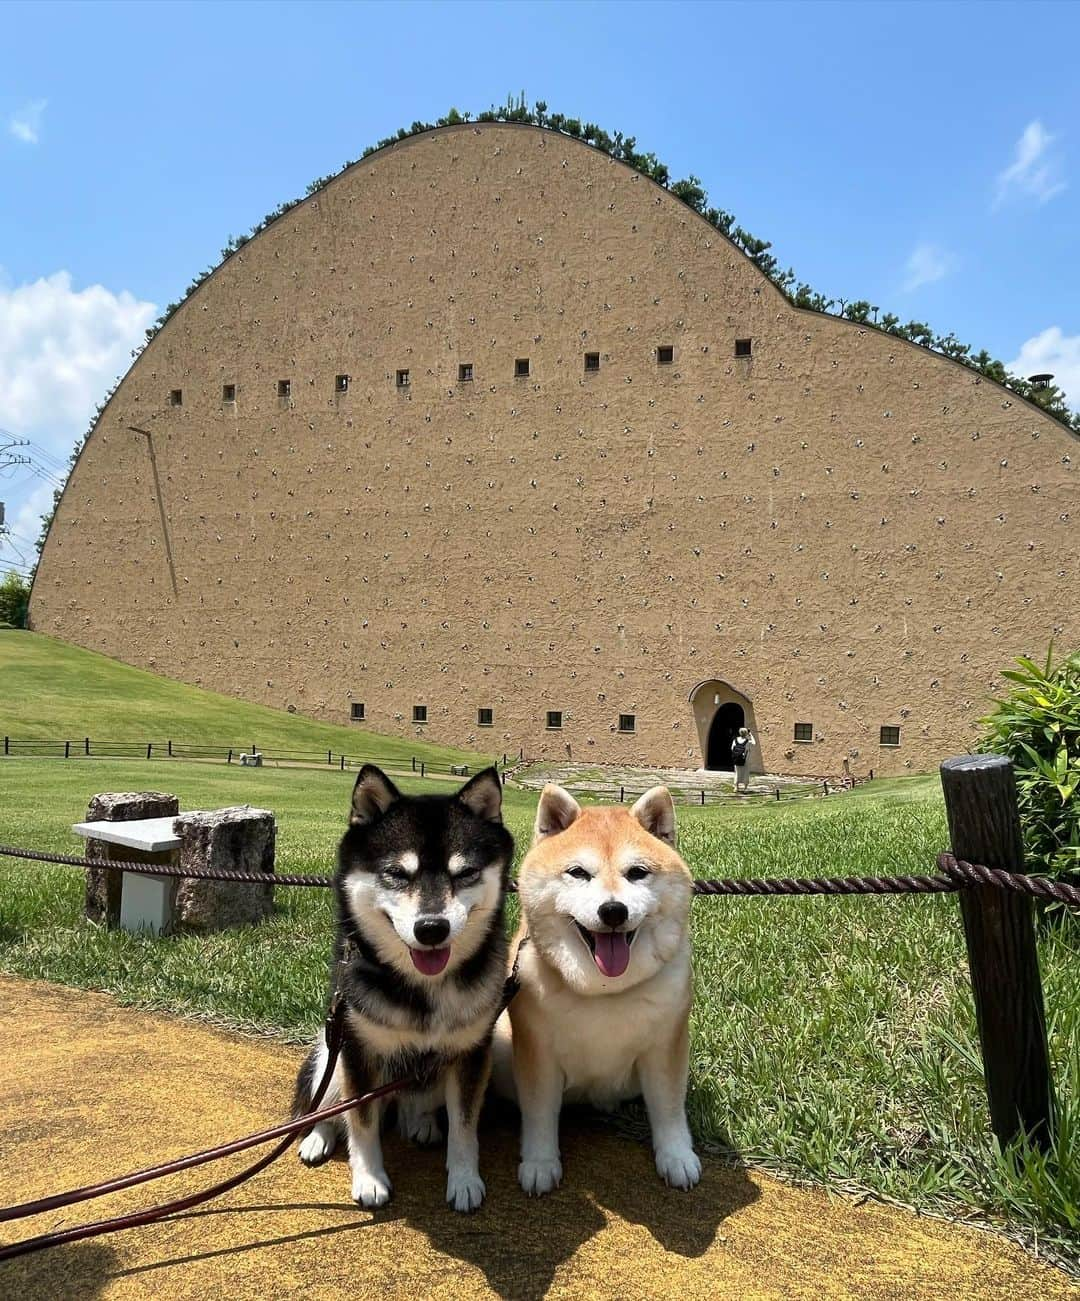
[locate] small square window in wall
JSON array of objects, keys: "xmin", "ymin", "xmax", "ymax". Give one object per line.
[
  {"xmin": 477, "ymin": 707, "xmax": 493, "ymax": 727},
  {"xmin": 656, "ymin": 345, "xmax": 674, "ymax": 365},
  {"xmin": 618, "ymin": 714, "xmax": 636, "ymax": 733},
  {"xmin": 277, "ymin": 379, "xmax": 291, "ymax": 398},
  {"xmin": 413, "ymin": 704, "xmax": 427, "ymax": 723},
  {"xmin": 396, "ymin": 369, "xmax": 410, "ymax": 388},
  {"xmin": 793, "ymin": 721, "xmax": 813, "ymax": 743},
  {"xmin": 458, "ymin": 363, "xmax": 474, "ymax": 382},
  {"xmin": 584, "ymin": 352, "xmax": 600, "ymax": 372},
  {"xmin": 515, "ymin": 358, "xmax": 530, "ymax": 378},
  {"xmin": 222, "ymin": 384, "xmax": 236, "ymax": 403},
  {"xmin": 336, "ymin": 374, "xmax": 350, "ymax": 393},
  {"xmin": 350, "ymin": 702, "xmax": 365, "ymax": 721},
  {"xmin": 546, "ymin": 710, "xmax": 563, "ymax": 730},
  {"xmin": 880, "ymin": 725, "xmax": 901, "ymax": 746},
  {"xmin": 169, "ymin": 389, "xmax": 183, "ymax": 407},
  {"xmin": 735, "ymin": 338, "xmax": 753, "ymax": 358}
]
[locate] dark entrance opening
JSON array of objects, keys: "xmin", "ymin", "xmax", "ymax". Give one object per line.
[{"xmin": 707, "ymin": 702, "xmax": 745, "ymax": 770}]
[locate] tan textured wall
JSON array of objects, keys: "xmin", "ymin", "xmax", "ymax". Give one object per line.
[{"xmin": 31, "ymin": 124, "xmax": 1079, "ymax": 776}]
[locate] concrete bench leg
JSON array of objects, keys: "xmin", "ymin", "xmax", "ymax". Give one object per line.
[
  {"xmin": 119, "ymin": 871, "xmax": 174, "ymax": 935},
  {"xmin": 84, "ymin": 792, "xmax": 179, "ymax": 929}
]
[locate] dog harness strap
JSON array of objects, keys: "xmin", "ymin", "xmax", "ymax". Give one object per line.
[{"xmin": 499, "ymin": 934, "xmax": 529, "ymax": 1012}]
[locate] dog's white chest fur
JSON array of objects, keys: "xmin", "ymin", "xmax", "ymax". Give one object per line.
[{"xmin": 507, "ymin": 945, "xmax": 691, "ymax": 1106}]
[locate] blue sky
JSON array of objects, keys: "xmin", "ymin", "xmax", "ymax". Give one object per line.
[{"xmin": 2, "ymin": 0, "xmax": 1077, "ymax": 574}]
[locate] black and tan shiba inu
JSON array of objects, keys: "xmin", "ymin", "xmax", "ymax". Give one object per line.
[
  {"xmin": 494, "ymin": 784, "xmax": 700, "ymax": 1195},
  {"xmin": 293, "ymin": 764, "xmax": 512, "ymax": 1211}
]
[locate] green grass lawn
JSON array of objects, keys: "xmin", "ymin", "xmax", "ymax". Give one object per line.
[
  {"xmin": 0, "ymin": 630, "xmax": 489, "ymax": 769},
  {"xmin": 0, "ymin": 756, "xmax": 1076, "ymax": 1268}
]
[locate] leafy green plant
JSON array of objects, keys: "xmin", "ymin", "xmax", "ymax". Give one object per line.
[
  {"xmin": 981, "ymin": 648, "xmax": 1080, "ymax": 881},
  {"xmin": 0, "ymin": 570, "xmax": 29, "ymax": 628}
]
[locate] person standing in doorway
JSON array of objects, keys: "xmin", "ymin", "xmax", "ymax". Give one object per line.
[{"xmin": 731, "ymin": 726, "xmax": 756, "ymax": 793}]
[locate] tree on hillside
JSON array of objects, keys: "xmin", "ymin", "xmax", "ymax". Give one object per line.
[{"xmin": 0, "ymin": 570, "xmax": 29, "ymax": 627}]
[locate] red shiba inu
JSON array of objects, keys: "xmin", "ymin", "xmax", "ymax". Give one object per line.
[{"xmin": 494, "ymin": 784, "xmax": 700, "ymax": 1195}]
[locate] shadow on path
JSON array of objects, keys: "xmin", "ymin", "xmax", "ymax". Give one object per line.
[{"xmin": 393, "ymin": 1101, "xmax": 758, "ymax": 1301}]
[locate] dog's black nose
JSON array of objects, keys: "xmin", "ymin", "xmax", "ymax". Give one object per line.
[
  {"xmin": 413, "ymin": 916, "xmax": 451, "ymax": 947},
  {"xmin": 597, "ymin": 900, "xmax": 628, "ymax": 929}
]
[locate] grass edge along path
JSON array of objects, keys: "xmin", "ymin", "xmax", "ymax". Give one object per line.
[{"xmin": 0, "ymin": 974, "xmax": 1076, "ymax": 1301}]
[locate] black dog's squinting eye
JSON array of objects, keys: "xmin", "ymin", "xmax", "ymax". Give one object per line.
[
  {"xmin": 566, "ymin": 866, "xmax": 591, "ymax": 881},
  {"xmin": 626, "ymin": 865, "xmax": 651, "ymax": 881},
  {"xmin": 454, "ymin": 868, "xmax": 482, "ymax": 887},
  {"xmin": 380, "ymin": 868, "xmax": 412, "ymax": 885}
]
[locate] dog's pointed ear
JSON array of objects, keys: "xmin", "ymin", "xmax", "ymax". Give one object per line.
[
  {"xmin": 457, "ymin": 767, "xmax": 504, "ymax": 823},
  {"xmin": 533, "ymin": 784, "xmax": 582, "ymax": 842},
  {"xmin": 350, "ymin": 765, "xmax": 401, "ymax": 826},
  {"xmin": 630, "ymin": 786, "xmax": 676, "ymax": 845}
]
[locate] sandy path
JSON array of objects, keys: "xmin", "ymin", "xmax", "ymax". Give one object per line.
[{"xmin": 0, "ymin": 976, "xmax": 1073, "ymax": 1301}]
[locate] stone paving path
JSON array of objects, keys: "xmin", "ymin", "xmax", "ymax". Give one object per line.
[
  {"xmin": 512, "ymin": 760, "xmax": 814, "ymax": 798},
  {"xmin": 0, "ymin": 976, "xmax": 1074, "ymax": 1301}
]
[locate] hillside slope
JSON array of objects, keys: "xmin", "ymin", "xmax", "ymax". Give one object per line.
[{"xmin": 0, "ymin": 631, "xmax": 487, "ymax": 766}]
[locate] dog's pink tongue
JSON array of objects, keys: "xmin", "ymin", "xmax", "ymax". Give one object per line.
[
  {"xmin": 410, "ymin": 946, "xmax": 451, "ymax": 976},
  {"xmin": 592, "ymin": 931, "xmax": 631, "ymax": 978}
]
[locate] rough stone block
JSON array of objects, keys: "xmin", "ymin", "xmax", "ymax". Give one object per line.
[
  {"xmin": 173, "ymin": 806, "xmax": 276, "ymax": 932},
  {"xmin": 84, "ymin": 792, "xmax": 179, "ymax": 926}
]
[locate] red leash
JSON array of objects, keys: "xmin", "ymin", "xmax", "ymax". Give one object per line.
[{"xmin": 0, "ymin": 993, "xmax": 411, "ymax": 1263}]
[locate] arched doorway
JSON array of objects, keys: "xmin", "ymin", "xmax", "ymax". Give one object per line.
[
  {"xmin": 688, "ymin": 678, "xmax": 758, "ymax": 772},
  {"xmin": 707, "ymin": 702, "xmax": 745, "ymax": 770}
]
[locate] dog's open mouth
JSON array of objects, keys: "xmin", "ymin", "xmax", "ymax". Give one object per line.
[
  {"xmin": 410, "ymin": 946, "xmax": 451, "ymax": 976},
  {"xmin": 574, "ymin": 922, "xmax": 636, "ymax": 978}
]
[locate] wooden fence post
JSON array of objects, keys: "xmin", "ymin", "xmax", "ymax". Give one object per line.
[{"xmin": 940, "ymin": 754, "xmax": 1054, "ymax": 1151}]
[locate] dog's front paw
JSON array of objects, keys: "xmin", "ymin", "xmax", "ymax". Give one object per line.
[
  {"xmin": 351, "ymin": 1167, "xmax": 393, "ymax": 1208},
  {"xmin": 655, "ymin": 1145, "xmax": 701, "ymax": 1190},
  {"xmin": 518, "ymin": 1157, "xmax": 562, "ymax": 1196},
  {"xmin": 446, "ymin": 1168, "xmax": 486, "ymax": 1213},
  {"xmin": 298, "ymin": 1122, "xmax": 337, "ymax": 1167}
]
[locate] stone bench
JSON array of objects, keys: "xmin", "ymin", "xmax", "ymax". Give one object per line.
[
  {"xmin": 76, "ymin": 792, "xmax": 275, "ymax": 935},
  {"xmin": 450, "ymin": 764, "xmax": 470, "ymax": 776}
]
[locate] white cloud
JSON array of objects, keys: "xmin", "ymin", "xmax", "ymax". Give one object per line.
[
  {"xmin": 6, "ymin": 481, "xmax": 54, "ymax": 564},
  {"xmin": 1007, "ymin": 327, "xmax": 1080, "ymax": 411},
  {"xmin": 902, "ymin": 242, "xmax": 953, "ymax": 292},
  {"xmin": 0, "ymin": 271, "xmax": 156, "ymax": 553},
  {"xmin": 994, "ymin": 121, "xmax": 1066, "ymax": 207},
  {"xmin": 9, "ymin": 98, "xmax": 47, "ymax": 145}
]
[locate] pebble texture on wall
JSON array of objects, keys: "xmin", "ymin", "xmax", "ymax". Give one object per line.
[{"xmin": 31, "ymin": 124, "xmax": 1079, "ymax": 777}]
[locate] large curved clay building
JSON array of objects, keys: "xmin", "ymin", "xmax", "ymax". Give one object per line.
[{"xmin": 31, "ymin": 123, "xmax": 1078, "ymax": 776}]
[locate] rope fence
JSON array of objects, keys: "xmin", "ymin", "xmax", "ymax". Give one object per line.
[{"xmin": 2, "ymin": 844, "xmax": 1078, "ymax": 904}]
